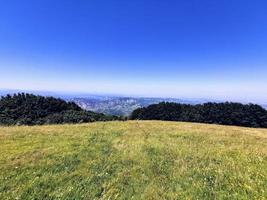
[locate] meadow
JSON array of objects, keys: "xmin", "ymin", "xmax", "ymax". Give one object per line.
[{"xmin": 0, "ymin": 121, "xmax": 266, "ymax": 199}]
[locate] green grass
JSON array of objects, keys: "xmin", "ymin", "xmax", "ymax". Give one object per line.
[{"xmin": 0, "ymin": 121, "xmax": 266, "ymax": 199}]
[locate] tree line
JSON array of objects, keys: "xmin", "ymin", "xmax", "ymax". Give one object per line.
[
  {"xmin": 1, "ymin": 93, "xmax": 266, "ymax": 128},
  {"xmin": 0, "ymin": 93, "xmax": 118, "ymax": 125},
  {"xmin": 130, "ymin": 102, "xmax": 267, "ymax": 128}
]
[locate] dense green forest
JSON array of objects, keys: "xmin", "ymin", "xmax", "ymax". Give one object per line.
[
  {"xmin": 130, "ymin": 102, "xmax": 267, "ymax": 128},
  {"xmin": 0, "ymin": 93, "xmax": 117, "ymax": 125}
]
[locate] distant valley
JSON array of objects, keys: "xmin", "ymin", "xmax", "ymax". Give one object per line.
[{"xmin": 72, "ymin": 96, "xmax": 205, "ymax": 116}]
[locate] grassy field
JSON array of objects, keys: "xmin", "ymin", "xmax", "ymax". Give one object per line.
[{"xmin": 0, "ymin": 121, "xmax": 266, "ymax": 199}]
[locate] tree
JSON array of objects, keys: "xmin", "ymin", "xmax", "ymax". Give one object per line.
[
  {"xmin": 0, "ymin": 93, "xmax": 118, "ymax": 125},
  {"xmin": 130, "ymin": 102, "xmax": 267, "ymax": 128}
]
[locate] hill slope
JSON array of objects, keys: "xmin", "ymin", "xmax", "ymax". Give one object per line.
[{"xmin": 0, "ymin": 121, "xmax": 266, "ymax": 199}]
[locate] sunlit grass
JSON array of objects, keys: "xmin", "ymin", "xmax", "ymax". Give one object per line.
[{"xmin": 0, "ymin": 121, "xmax": 266, "ymax": 199}]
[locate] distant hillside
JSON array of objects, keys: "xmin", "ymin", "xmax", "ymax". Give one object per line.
[
  {"xmin": 131, "ymin": 102, "xmax": 267, "ymax": 128},
  {"xmin": 0, "ymin": 93, "xmax": 116, "ymax": 125},
  {"xmin": 73, "ymin": 97, "xmax": 203, "ymax": 116}
]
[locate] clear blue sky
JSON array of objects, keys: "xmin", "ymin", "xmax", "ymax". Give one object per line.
[{"xmin": 0, "ymin": 0, "xmax": 267, "ymax": 103}]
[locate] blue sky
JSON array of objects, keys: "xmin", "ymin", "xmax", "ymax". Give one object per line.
[{"xmin": 0, "ymin": 0, "xmax": 267, "ymax": 103}]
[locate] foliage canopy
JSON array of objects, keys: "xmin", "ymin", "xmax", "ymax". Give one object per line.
[
  {"xmin": 130, "ymin": 102, "xmax": 267, "ymax": 128},
  {"xmin": 0, "ymin": 93, "xmax": 116, "ymax": 125}
]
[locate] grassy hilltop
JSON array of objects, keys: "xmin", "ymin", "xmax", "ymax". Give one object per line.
[{"xmin": 0, "ymin": 121, "xmax": 266, "ymax": 199}]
